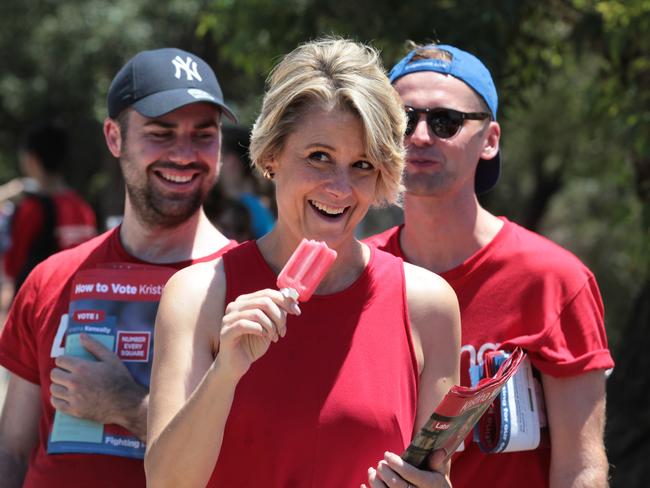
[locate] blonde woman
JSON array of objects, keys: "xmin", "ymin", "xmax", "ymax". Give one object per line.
[{"xmin": 145, "ymin": 39, "xmax": 460, "ymax": 488}]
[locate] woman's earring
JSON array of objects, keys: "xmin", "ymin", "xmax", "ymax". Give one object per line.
[{"xmin": 263, "ymin": 167, "xmax": 275, "ymax": 180}]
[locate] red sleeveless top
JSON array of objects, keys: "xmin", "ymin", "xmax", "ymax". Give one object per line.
[{"xmin": 208, "ymin": 241, "xmax": 418, "ymax": 487}]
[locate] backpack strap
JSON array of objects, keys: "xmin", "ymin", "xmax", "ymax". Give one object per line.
[{"xmin": 13, "ymin": 193, "xmax": 58, "ymax": 293}]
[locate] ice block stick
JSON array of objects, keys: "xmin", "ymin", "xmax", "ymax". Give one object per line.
[{"xmin": 276, "ymin": 239, "xmax": 337, "ymax": 302}]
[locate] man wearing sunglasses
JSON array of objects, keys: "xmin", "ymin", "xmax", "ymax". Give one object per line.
[{"xmin": 366, "ymin": 44, "xmax": 613, "ymax": 487}]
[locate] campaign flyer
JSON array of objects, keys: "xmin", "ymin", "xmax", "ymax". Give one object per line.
[
  {"xmin": 474, "ymin": 352, "xmax": 545, "ymax": 453},
  {"xmin": 48, "ymin": 264, "xmax": 175, "ymax": 459},
  {"xmin": 401, "ymin": 348, "xmax": 525, "ymax": 468}
]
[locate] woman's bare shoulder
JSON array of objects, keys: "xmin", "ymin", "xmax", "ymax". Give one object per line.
[
  {"xmin": 402, "ymin": 261, "xmax": 459, "ymax": 323},
  {"xmin": 159, "ymin": 257, "xmax": 228, "ymax": 333},
  {"xmin": 166, "ymin": 256, "xmax": 227, "ymax": 295}
]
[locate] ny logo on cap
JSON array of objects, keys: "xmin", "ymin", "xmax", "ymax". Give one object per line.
[{"xmin": 172, "ymin": 55, "xmax": 203, "ymax": 82}]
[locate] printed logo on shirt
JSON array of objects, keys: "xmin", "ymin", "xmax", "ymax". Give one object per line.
[
  {"xmin": 460, "ymin": 342, "xmax": 500, "ymax": 368},
  {"xmin": 50, "ymin": 314, "xmax": 69, "ymax": 358}
]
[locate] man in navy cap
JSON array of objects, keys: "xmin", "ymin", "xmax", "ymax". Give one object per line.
[
  {"xmin": 0, "ymin": 48, "xmax": 238, "ymax": 487},
  {"xmin": 366, "ymin": 44, "xmax": 613, "ymax": 487}
]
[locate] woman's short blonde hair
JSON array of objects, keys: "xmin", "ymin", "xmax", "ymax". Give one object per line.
[{"xmin": 250, "ymin": 38, "xmax": 406, "ymax": 207}]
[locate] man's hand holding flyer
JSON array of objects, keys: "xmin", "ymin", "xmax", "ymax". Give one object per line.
[
  {"xmin": 402, "ymin": 347, "xmax": 526, "ymax": 469},
  {"xmin": 48, "ymin": 263, "xmax": 175, "ymax": 459}
]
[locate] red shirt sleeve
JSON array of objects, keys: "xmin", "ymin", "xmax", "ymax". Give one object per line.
[
  {"xmin": 526, "ymin": 276, "xmax": 614, "ymax": 377},
  {"xmin": 0, "ymin": 269, "xmax": 41, "ymax": 384}
]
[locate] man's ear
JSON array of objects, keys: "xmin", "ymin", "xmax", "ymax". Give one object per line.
[
  {"xmin": 480, "ymin": 121, "xmax": 500, "ymax": 161},
  {"xmin": 103, "ymin": 117, "xmax": 123, "ymax": 158}
]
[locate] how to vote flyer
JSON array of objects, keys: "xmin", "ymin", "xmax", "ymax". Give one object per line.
[{"xmin": 48, "ymin": 263, "xmax": 176, "ymax": 459}]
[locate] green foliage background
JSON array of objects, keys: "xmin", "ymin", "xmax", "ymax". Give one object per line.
[{"xmin": 0, "ymin": 0, "xmax": 648, "ymax": 483}]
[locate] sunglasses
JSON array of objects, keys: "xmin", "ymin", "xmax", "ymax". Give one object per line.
[{"xmin": 404, "ymin": 106, "xmax": 491, "ymax": 139}]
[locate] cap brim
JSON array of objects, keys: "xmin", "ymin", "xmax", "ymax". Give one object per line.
[
  {"xmin": 132, "ymin": 88, "xmax": 237, "ymax": 123},
  {"xmin": 475, "ymin": 152, "xmax": 500, "ymax": 194}
]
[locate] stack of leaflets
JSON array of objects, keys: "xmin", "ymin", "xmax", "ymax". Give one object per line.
[
  {"xmin": 402, "ymin": 347, "xmax": 525, "ymax": 469},
  {"xmin": 474, "ymin": 350, "xmax": 546, "ymax": 453}
]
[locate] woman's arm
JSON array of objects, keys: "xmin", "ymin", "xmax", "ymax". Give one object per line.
[
  {"xmin": 405, "ymin": 262, "xmax": 460, "ymax": 438},
  {"xmin": 145, "ymin": 261, "xmax": 230, "ymax": 488},
  {"xmin": 145, "ymin": 260, "xmax": 298, "ymax": 488},
  {"xmin": 365, "ymin": 262, "xmax": 460, "ymax": 488}
]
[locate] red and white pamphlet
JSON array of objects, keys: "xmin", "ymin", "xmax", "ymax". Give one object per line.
[{"xmin": 402, "ymin": 347, "xmax": 526, "ymax": 469}]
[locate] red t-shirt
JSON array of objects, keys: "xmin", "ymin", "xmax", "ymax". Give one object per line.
[
  {"xmin": 208, "ymin": 241, "xmax": 418, "ymax": 487},
  {"xmin": 365, "ymin": 218, "xmax": 614, "ymax": 487},
  {"xmin": 0, "ymin": 228, "xmax": 237, "ymax": 488},
  {"xmin": 5, "ymin": 190, "xmax": 97, "ymax": 278}
]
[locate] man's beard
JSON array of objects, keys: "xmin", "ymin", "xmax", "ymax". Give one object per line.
[
  {"xmin": 122, "ymin": 160, "xmax": 215, "ymax": 229},
  {"xmin": 126, "ymin": 179, "xmax": 206, "ymax": 228}
]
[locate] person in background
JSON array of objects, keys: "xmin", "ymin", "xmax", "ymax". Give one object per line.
[
  {"xmin": 206, "ymin": 195, "xmax": 254, "ymax": 242},
  {"xmin": 145, "ymin": 38, "xmax": 460, "ymax": 488},
  {"xmin": 4, "ymin": 122, "xmax": 97, "ymax": 295},
  {"xmin": 0, "ymin": 47, "xmax": 238, "ymax": 488},
  {"xmin": 365, "ymin": 43, "xmax": 614, "ymax": 487},
  {"xmin": 215, "ymin": 125, "xmax": 275, "ymax": 238},
  {"xmin": 0, "ymin": 178, "xmax": 27, "ymax": 320}
]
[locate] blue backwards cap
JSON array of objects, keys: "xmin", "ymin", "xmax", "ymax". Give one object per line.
[
  {"xmin": 389, "ymin": 44, "xmax": 498, "ymax": 119},
  {"xmin": 389, "ymin": 44, "xmax": 500, "ymax": 193}
]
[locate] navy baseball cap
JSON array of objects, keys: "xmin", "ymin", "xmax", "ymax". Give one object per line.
[
  {"xmin": 107, "ymin": 48, "xmax": 237, "ymax": 122},
  {"xmin": 389, "ymin": 44, "xmax": 500, "ymax": 194}
]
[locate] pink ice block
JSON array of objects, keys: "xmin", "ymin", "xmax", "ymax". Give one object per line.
[{"xmin": 276, "ymin": 239, "xmax": 337, "ymax": 302}]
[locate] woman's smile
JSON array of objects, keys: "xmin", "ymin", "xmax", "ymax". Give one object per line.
[
  {"xmin": 269, "ymin": 105, "xmax": 377, "ymax": 247},
  {"xmin": 308, "ymin": 199, "xmax": 349, "ymax": 219}
]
